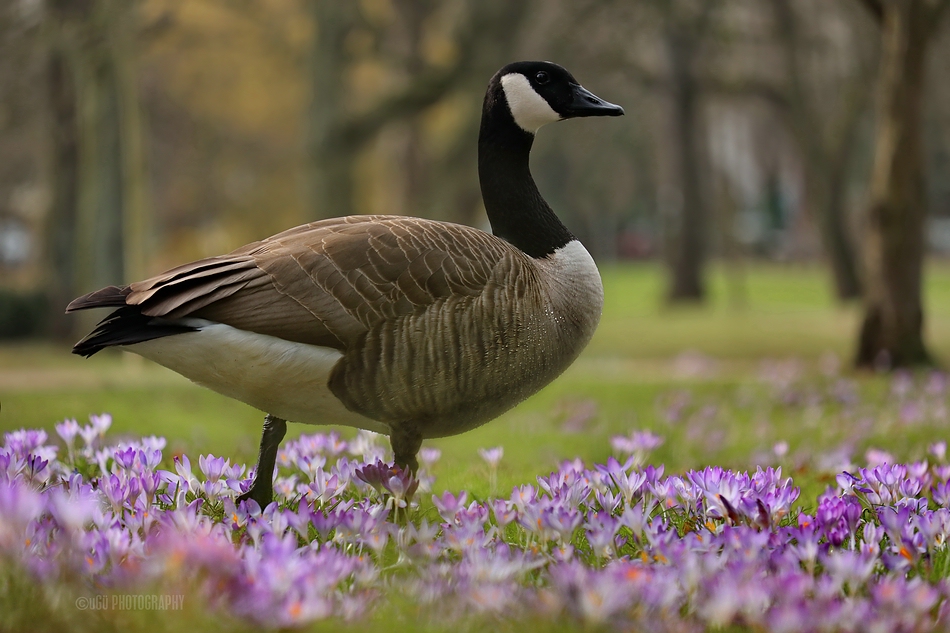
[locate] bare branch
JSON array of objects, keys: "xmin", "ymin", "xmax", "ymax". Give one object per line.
[
  {"xmin": 329, "ymin": 0, "xmax": 527, "ymax": 154},
  {"xmin": 334, "ymin": 67, "xmax": 462, "ymax": 150},
  {"xmin": 771, "ymin": 0, "xmax": 824, "ymax": 148}
]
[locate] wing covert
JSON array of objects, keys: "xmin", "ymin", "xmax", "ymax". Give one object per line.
[{"xmin": 122, "ymin": 216, "xmax": 519, "ymax": 350}]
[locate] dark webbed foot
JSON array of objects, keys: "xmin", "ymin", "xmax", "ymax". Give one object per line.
[
  {"xmin": 236, "ymin": 483, "xmax": 272, "ymax": 509},
  {"xmin": 390, "ymin": 424, "xmax": 422, "ymax": 475},
  {"xmin": 237, "ymin": 414, "xmax": 287, "ymax": 508}
]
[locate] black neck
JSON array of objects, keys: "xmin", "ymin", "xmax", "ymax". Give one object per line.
[{"xmin": 477, "ymin": 88, "xmax": 574, "ymax": 258}]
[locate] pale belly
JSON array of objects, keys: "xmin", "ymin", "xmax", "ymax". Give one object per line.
[{"xmin": 126, "ymin": 321, "xmax": 390, "ymax": 433}]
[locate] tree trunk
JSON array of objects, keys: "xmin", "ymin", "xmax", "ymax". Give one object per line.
[
  {"xmin": 771, "ymin": 0, "xmax": 867, "ymax": 302},
  {"xmin": 807, "ymin": 161, "xmax": 863, "ymax": 300},
  {"xmin": 855, "ymin": 0, "xmax": 937, "ymax": 368},
  {"xmin": 394, "ymin": 0, "xmax": 432, "ymax": 217},
  {"xmin": 45, "ymin": 0, "xmax": 147, "ymax": 336},
  {"xmin": 307, "ymin": 1, "xmax": 358, "ymax": 220},
  {"xmin": 75, "ymin": 9, "xmax": 125, "ymax": 294},
  {"xmin": 44, "ymin": 39, "xmax": 80, "ymax": 339},
  {"xmin": 666, "ymin": 30, "xmax": 707, "ymax": 302},
  {"xmin": 111, "ymin": 0, "xmax": 149, "ymax": 287}
]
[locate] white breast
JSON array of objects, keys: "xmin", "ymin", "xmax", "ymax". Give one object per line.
[
  {"xmin": 126, "ymin": 322, "xmax": 389, "ymax": 433},
  {"xmin": 541, "ymin": 240, "xmax": 604, "ymax": 309},
  {"xmin": 547, "ymin": 240, "xmax": 602, "ymax": 284},
  {"xmin": 534, "ymin": 239, "xmax": 605, "ymax": 346}
]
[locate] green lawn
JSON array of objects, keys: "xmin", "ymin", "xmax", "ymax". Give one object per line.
[
  {"xmin": 2, "ymin": 262, "xmax": 949, "ymax": 499},
  {"xmin": 595, "ymin": 262, "xmax": 950, "ymax": 360},
  {"xmin": 5, "ymin": 262, "xmax": 950, "ymax": 632}
]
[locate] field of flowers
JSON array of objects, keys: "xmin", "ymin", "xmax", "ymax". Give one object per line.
[{"xmin": 3, "ymin": 365, "xmax": 950, "ymax": 632}]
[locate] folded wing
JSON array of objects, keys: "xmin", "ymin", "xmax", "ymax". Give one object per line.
[{"xmin": 69, "ymin": 215, "xmax": 515, "ymax": 354}]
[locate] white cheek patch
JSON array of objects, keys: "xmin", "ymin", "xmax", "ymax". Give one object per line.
[{"xmin": 500, "ymin": 73, "xmax": 562, "ymax": 134}]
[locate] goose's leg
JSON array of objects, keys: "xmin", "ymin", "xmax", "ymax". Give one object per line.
[
  {"xmin": 391, "ymin": 424, "xmax": 422, "ymax": 475},
  {"xmin": 237, "ymin": 414, "xmax": 287, "ymax": 508}
]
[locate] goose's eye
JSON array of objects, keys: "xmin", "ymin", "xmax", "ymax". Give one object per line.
[{"xmin": 534, "ymin": 71, "xmax": 550, "ymax": 85}]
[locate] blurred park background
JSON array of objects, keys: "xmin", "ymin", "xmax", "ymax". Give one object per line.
[{"xmin": 1, "ymin": 0, "xmax": 950, "ymax": 480}]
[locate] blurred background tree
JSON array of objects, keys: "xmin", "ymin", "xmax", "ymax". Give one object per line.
[
  {"xmin": 768, "ymin": 0, "xmax": 874, "ymax": 302},
  {"xmin": 1, "ymin": 0, "xmax": 949, "ymax": 368},
  {"xmin": 854, "ymin": 0, "xmax": 950, "ymax": 368},
  {"xmin": 44, "ymin": 0, "xmax": 149, "ymax": 337}
]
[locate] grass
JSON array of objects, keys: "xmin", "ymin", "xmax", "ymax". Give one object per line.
[
  {"xmin": 595, "ymin": 262, "xmax": 950, "ymax": 359},
  {"xmin": 5, "ymin": 262, "xmax": 950, "ymax": 631},
  {"xmin": 3, "ymin": 261, "xmax": 950, "ymax": 493}
]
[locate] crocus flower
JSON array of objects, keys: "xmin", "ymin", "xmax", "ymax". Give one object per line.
[
  {"xmin": 7, "ymin": 402, "xmax": 950, "ymax": 631},
  {"xmin": 478, "ymin": 447, "xmax": 504, "ymax": 468}
]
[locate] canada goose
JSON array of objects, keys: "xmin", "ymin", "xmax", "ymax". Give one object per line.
[{"xmin": 68, "ymin": 61, "xmax": 623, "ymax": 507}]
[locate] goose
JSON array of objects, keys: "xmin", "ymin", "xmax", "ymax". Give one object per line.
[{"xmin": 68, "ymin": 61, "xmax": 623, "ymax": 508}]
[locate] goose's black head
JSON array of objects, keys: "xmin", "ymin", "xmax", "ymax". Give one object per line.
[
  {"xmin": 486, "ymin": 61, "xmax": 624, "ymax": 135},
  {"xmin": 478, "ymin": 61, "xmax": 623, "ymax": 258}
]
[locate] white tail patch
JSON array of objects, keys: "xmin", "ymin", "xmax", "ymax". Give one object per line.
[
  {"xmin": 126, "ymin": 322, "xmax": 388, "ymax": 433},
  {"xmin": 501, "ymin": 73, "xmax": 561, "ymax": 134}
]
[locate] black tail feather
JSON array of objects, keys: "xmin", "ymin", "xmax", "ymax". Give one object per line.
[
  {"xmin": 72, "ymin": 307, "xmax": 198, "ymax": 357},
  {"xmin": 66, "ymin": 286, "xmax": 131, "ymax": 312}
]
